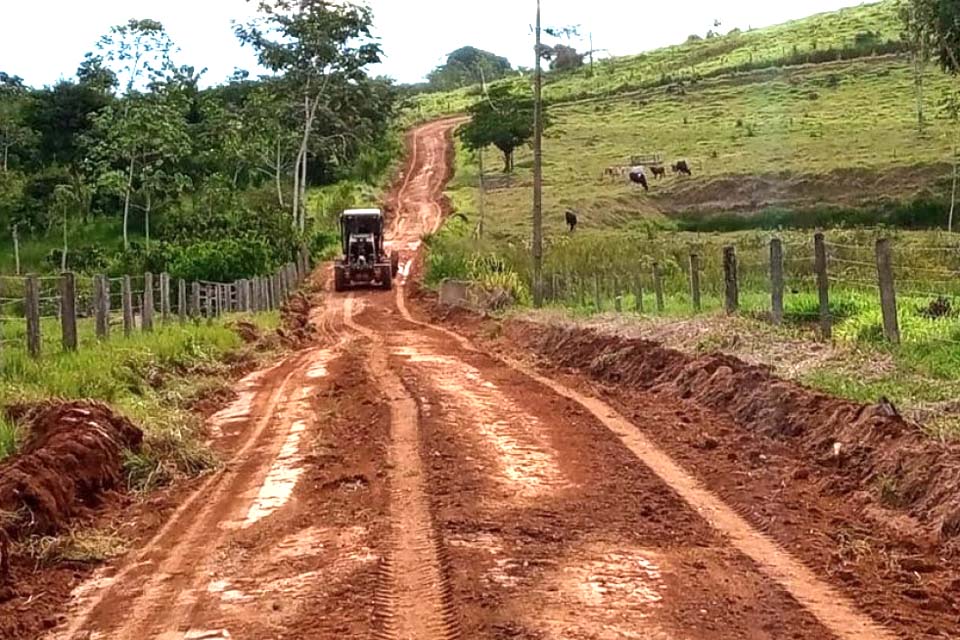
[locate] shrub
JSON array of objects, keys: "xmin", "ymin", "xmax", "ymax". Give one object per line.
[{"xmin": 167, "ymin": 238, "xmax": 274, "ymax": 283}]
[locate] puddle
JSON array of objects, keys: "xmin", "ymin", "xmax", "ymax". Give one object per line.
[
  {"xmin": 242, "ymin": 419, "xmax": 308, "ymax": 527},
  {"xmin": 306, "ymin": 349, "xmax": 334, "ymax": 379}
]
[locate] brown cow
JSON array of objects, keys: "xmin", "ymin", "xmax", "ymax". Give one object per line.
[
  {"xmin": 672, "ymin": 160, "xmax": 693, "ymax": 176},
  {"xmin": 650, "ymin": 166, "xmax": 667, "ymax": 180}
]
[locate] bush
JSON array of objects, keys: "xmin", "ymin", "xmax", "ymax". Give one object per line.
[{"xmin": 167, "ymin": 238, "xmax": 274, "ymax": 283}]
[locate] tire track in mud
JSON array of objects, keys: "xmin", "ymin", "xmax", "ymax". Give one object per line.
[
  {"xmin": 398, "ymin": 302, "xmax": 896, "ymax": 640},
  {"xmin": 344, "ymin": 296, "xmax": 460, "ymax": 640},
  {"xmin": 52, "ymin": 334, "xmax": 347, "ymax": 640}
]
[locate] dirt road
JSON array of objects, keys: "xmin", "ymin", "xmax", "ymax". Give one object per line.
[{"xmin": 46, "ymin": 119, "xmax": 909, "ymax": 639}]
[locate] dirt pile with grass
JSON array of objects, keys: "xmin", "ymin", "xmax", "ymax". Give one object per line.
[
  {"xmin": 506, "ymin": 320, "xmax": 960, "ymax": 542},
  {"xmin": 0, "ymin": 401, "xmax": 143, "ymax": 538}
]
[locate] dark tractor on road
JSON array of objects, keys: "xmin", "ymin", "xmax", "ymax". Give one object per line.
[{"xmin": 334, "ymin": 209, "xmax": 399, "ymax": 292}]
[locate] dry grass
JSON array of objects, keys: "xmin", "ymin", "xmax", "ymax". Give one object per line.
[{"xmin": 16, "ymin": 528, "xmax": 129, "ymax": 565}]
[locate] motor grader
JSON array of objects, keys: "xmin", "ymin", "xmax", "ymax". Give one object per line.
[{"xmin": 333, "ymin": 209, "xmax": 399, "ymax": 292}]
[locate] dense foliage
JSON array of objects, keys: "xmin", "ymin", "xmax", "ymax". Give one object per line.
[{"xmin": 0, "ymin": 3, "xmax": 396, "ymax": 279}]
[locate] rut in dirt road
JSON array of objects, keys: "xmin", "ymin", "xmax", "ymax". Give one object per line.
[{"xmin": 346, "ymin": 296, "xmax": 460, "ymax": 640}]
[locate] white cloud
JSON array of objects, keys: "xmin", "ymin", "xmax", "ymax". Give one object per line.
[{"xmin": 0, "ymin": 0, "xmax": 875, "ymax": 87}]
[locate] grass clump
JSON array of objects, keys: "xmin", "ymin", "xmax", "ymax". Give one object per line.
[{"xmin": 17, "ymin": 528, "xmax": 129, "ymax": 565}]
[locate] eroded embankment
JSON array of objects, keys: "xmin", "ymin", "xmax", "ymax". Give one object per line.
[{"xmin": 508, "ymin": 321, "xmax": 960, "ymax": 541}]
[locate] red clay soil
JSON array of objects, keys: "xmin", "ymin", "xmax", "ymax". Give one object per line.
[
  {"xmin": 423, "ymin": 313, "xmax": 960, "ymax": 637},
  {"xmin": 0, "ymin": 401, "xmax": 143, "ymax": 537},
  {"xmin": 277, "ymin": 291, "xmax": 318, "ymax": 348}
]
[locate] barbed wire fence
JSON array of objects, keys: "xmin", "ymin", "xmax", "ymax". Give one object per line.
[
  {"xmin": 532, "ymin": 234, "xmax": 960, "ymax": 346},
  {"xmin": 0, "ymin": 248, "xmax": 312, "ymax": 359}
]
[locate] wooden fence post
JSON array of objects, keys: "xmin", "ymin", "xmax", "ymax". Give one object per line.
[
  {"xmin": 60, "ymin": 272, "xmax": 77, "ymax": 352},
  {"xmin": 205, "ymin": 284, "xmax": 215, "ymax": 324},
  {"xmin": 653, "ymin": 262, "xmax": 664, "ymax": 312},
  {"xmin": 122, "ymin": 275, "xmax": 134, "ymax": 337},
  {"xmin": 160, "ymin": 273, "xmax": 171, "ymax": 324},
  {"xmin": 25, "ymin": 274, "xmax": 40, "ymax": 358},
  {"xmin": 689, "ymin": 253, "xmax": 702, "ymax": 312},
  {"xmin": 770, "ymin": 238, "xmax": 784, "ymax": 326},
  {"xmin": 178, "ymin": 279, "xmax": 187, "ymax": 324},
  {"xmin": 875, "ymin": 238, "xmax": 901, "ymax": 344},
  {"xmin": 814, "ymin": 232, "xmax": 832, "ymax": 340},
  {"xmin": 634, "ymin": 276, "xmax": 644, "ymax": 313},
  {"xmin": 253, "ymin": 277, "xmax": 262, "ymax": 312},
  {"xmin": 614, "ymin": 278, "xmax": 623, "ymax": 313},
  {"xmin": 191, "ymin": 282, "xmax": 201, "ymax": 320},
  {"xmin": 143, "ymin": 272, "xmax": 155, "ymax": 333},
  {"xmin": 94, "ymin": 274, "xmax": 109, "ymax": 339},
  {"xmin": 723, "ymin": 246, "xmax": 739, "ymax": 314}
]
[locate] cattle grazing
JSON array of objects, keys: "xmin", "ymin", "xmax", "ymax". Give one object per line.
[
  {"xmin": 629, "ymin": 166, "xmax": 649, "ymax": 192},
  {"xmin": 650, "ymin": 166, "xmax": 667, "ymax": 180},
  {"xmin": 672, "ymin": 160, "xmax": 693, "ymax": 176},
  {"xmin": 565, "ymin": 209, "xmax": 578, "ymax": 232}
]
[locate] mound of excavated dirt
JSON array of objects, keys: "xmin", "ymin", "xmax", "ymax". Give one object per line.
[
  {"xmin": 277, "ymin": 292, "xmax": 317, "ymax": 348},
  {"xmin": 0, "ymin": 401, "xmax": 143, "ymax": 537},
  {"xmin": 230, "ymin": 319, "xmax": 261, "ymax": 344},
  {"xmin": 507, "ymin": 321, "xmax": 960, "ymax": 542}
]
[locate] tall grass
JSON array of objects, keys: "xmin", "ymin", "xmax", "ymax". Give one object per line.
[{"xmin": 0, "ymin": 313, "xmax": 280, "ymax": 489}]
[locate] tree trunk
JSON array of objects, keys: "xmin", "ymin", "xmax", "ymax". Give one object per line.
[
  {"xmin": 299, "ymin": 148, "xmax": 308, "ymax": 232},
  {"xmin": 145, "ymin": 192, "xmax": 152, "ymax": 251},
  {"xmin": 2, "ymin": 143, "xmax": 7, "ymax": 173},
  {"xmin": 951, "ymin": 142, "xmax": 958, "ymax": 233},
  {"xmin": 275, "ymin": 138, "xmax": 285, "ymax": 208},
  {"xmin": 292, "ymin": 146, "xmax": 301, "ymax": 228},
  {"xmin": 123, "ymin": 156, "xmax": 135, "ymax": 251}
]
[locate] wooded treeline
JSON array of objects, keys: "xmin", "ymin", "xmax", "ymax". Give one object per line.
[{"xmin": 0, "ymin": 1, "xmax": 396, "ymax": 282}]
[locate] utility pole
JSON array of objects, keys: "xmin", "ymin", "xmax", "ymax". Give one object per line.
[{"xmin": 532, "ymin": 0, "xmax": 544, "ymax": 308}]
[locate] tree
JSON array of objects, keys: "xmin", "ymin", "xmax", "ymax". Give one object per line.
[
  {"xmin": 0, "ymin": 74, "xmax": 34, "ymax": 173},
  {"xmin": 237, "ymin": 0, "xmax": 382, "ymax": 232},
  {"xmin": 95, "ymin": 19, "xmax": 176, "ymax": 96},
  {"xmin": 23, "ymin": 79, "xmax": 112, "ymax": 224},
  {"xmin": 908, "ymin": 0, "xmax": 960, "ymax": 228},
  {"xmin": 901, "ymin": 1, "xmax": 934, "ymax": 133},
  {"xmin": 549, "ymin": 45, "xmax": 585, "ymax": 72},
  {"xmin": 459, "ymin": 85, "xmax": 545, "ymax": 172},
  {"xmin": 427, "ymin": 47, "xmax": 513, "ymax": 90},
  {"xmin": 88, "ymin": 90, "xmax": 191, "ymax": 250}
]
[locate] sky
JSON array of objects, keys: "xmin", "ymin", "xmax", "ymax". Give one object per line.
[{"xmin": 0, "ymin": 0, "xmax": 874, "ymax": 88}]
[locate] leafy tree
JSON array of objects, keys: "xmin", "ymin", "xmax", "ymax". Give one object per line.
[
  {"xmin": 0, "ymin": 74, "xmax": 35, "ymax": 173},
  {"xmin": 88, "ymin": 90, "xmax": 191, "ymax": 250},
  {"xmin": 549, "ymin": 45, "xmax": 585, "ymax": 72},
  {"xmin": 427, "ymin": 47, "xmax": 513, "ymax": 90},
  {"xmin": 237, "ymin": 0, "xmax": 382, "ymax": 232},
  {"xmin": 459, "ymin": 86, "xmax": 546, "ymax": 172},
  {"xmin": 95, "ymin": 19, "xmax": 176, "ymax": 95},
  {"xmin": 901, "ymin": 1, "xmax": 935, "ymax": 132},
  {"xmin": 23, "ymin": 79, "xmax": 112, "ymax": 224}
]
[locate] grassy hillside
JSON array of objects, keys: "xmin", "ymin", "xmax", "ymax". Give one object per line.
[{"xmin": 413, "ymin": 1, "xmax": 905, "ymax": 118}]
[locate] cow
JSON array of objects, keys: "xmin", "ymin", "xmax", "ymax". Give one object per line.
[
  {"xmin": 565, "ymin": 209, "xmax": 578, "ymax": 232},
  {"xmin": 629, "ymin": 166, "xmax": 649, "ymax": 192},
  {"xmin": 672, "ymin": 160, "xmax": 693, "ymax": 176},
  {"xmin": 603, "ymin": 165, "xmax": 629, "ymax": 180},
  {"xmin": 650, "ymin": 165, "xmax": 667, "ymax": 180}
]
